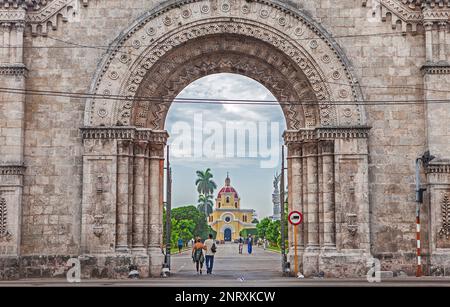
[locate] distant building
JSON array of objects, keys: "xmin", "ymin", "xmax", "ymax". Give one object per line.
[{"xmin": 208, "ymin": 174, "xmax": 256, "ymax": 242}]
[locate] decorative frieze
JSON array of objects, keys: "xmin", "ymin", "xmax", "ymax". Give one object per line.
[
  {"xmin": 421, "ymin": 64, "xmax": 450, "ymax": 74},
  {"xmin": 284, "ymin": 126, "xmax": 371, "ymax": 144},
  {"xmin": 0, "ymin": 165, "xmax": 25, "ymax": 176},
  {"xmin": 0, "ymin": 63, "xmax": 27, "ymax": 76},
  {"xmin": 426, "ymin": 161, "xmax": 450, "ymax": 173},
  {"xmin": 81, "ymin": 127, "xmax": 168, "ymax": 144}
]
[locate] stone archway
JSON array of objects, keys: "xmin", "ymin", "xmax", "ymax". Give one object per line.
[{"xmin": 81, "ymin": 0, "xmax": 371, "ymax": 278}]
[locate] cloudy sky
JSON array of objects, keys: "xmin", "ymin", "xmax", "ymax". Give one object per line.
[{"xmin": 165, "ymin": 73, "xmax": 286, "ymax": 219}]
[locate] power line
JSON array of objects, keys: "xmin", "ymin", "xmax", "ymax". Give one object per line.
[
  {"xmin": 0, "ymin": 86, "xmax": 444, "ymax": 106},
  {"xmin": 0, "ymin": 30, "xmax": 419, "ymax": 49}
]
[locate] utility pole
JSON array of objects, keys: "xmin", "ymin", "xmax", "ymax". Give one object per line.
[
  {"xmin": 164, "ymin": 146, "xmax": 172, "ymax": 272},
  {"xmin": 415, "ymin": 150, "xmax": 435, "ymax": 277},
  {"xmin": 280, "ymin": 145, "xmax": 287, "ymax": 275}
]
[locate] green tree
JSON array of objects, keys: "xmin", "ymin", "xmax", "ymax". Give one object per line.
[
  {"xmin": 171, "ymin": 205, "xmax": 209, "ymax": 238},
  {"xmin": 195, "ymin": 169, "xmax": 217, "ymax": 216},
  {"xmin": 171, "ymin": 218, "xmax": 195, "ymax": 246},
  {"xmin": 266, "ymin": 220, "xmax": 281, "ymax": 245},
  {"xmin": 256, "ymin": 217, "xmax": 271, "ymax": 239},
  {"xmin": 197, "ymin": 194, "xmax": 214, "ymax": 216}
]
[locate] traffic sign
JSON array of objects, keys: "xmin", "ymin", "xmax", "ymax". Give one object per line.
[{"xmin": 288, "ymin": 211, "xmax": 303, "ymax": 225}]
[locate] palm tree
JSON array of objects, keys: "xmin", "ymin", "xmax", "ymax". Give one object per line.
[
  {"xmin": 197, "ymin": 194, "xmax": 214, "ymax": 216},
  {"xmin": 195, "ymin": 168, "xmax": 217, "ymax": 216}
]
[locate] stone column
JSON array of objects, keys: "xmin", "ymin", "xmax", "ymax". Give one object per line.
[
  {"xmin": 116, "ymin": 140, "xmax": 132, "ymax": 252},
  {"xmin": 2, "ymin": 23, "xmax": 10, "ymax": 63},
  {"xmin": 287, "ymin": 143, "xmax": 304, "ymax": 273},
  {"xmin": 305, "ymin": 142, "xmax": 319, "ymax": 249},
  {"xmin": 148, "ymin": 143, "xmax": 165, "ymax": 276},
  {"xmin": 424, "ymin": 21, "xmax": 434, "ymax": 63},
  {"xmin": 303, "ymin": 141, "xmax": 319, "ymax": 276},
  {"xmin": 438, "ymin": 21, "xmax": 447, "ymax": 63},
  {"xmin": 132, "ymin": 141, "xmax": 147, "ymax": 253},
  {"xmin": 14, "ymin": 22, "xmax": 24, "ymax": 64},
  {"xmin": 320, "ymin": 141, "xmax": 336, "ymax": 251}
]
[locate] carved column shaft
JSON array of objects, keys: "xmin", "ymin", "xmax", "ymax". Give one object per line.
[
  {"xmin": 14, "ymin": 22, "xmax": 24, "ymax": 63},
  {"xmin": 148, "ymin": 145, "xmax": 164, "ymax": 250},
  {"xmin": 320, "ymin": 141, "xmax": 336, "ymax": 249},
  {"xmin": 438, "ymin": 21, "xmax": 447, "ymax": 62},
  {"xmin": 305, "ymin": 142, "xmax": 319, "ymax": 249},
  {"xmin": 116, "ymin": 140, "xmax": 132, "ymax": 252},
  {"xmin": 132, "ymin": 141, "xmax": 147, "ymax": 251},
  {"xmin": 288, "ymin": 144, "xmax": 304, "ymax": 249},
  {"xmin": 424, "ymin": 22, "xmax": 433, "ymax": 63},
  {"xmin": 1, "ymin": 23, "xmax": 10, "ymax": 63}
]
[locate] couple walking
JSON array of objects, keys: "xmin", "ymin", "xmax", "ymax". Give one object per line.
[
  {"xmin": 192, "ymin": 234, "xmax": 216, "ymax": 275},
  {"xmin": 238, "ymin": 234, "xmax": 254, "ymax": 254}
]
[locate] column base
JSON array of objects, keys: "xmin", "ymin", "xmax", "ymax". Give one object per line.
[
  {"xmin": 318, "ymin": 250, "xmax": 371, "ymax": 278},
  {"xmin": 303, "ymin": 245, "xmax": 320, "ymax": 276},
  {"xmin": 148, "ymin": 247, "xmax": 164, "ymax": 277},
  {"xmin": 115, "ymin": 246, "xmax": 130, "ymax": 253},
  {"xmin": 287, "ymin": 246, "xmax": 304, "ymax": 276}
]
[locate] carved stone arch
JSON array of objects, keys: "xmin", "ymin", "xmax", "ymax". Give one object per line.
[{"xmin": 85, "ymin": 0, "xmax": 365, "ymax": 129}]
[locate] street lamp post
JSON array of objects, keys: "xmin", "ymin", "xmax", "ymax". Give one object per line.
[{"xmin": 414, "ymin": 150, "xmax": 435, "ymax": 277}]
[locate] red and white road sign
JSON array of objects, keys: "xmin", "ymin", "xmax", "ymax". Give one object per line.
[{"xmin": 288, "ymin": 211, "xmax": 303, "ymax": 225}]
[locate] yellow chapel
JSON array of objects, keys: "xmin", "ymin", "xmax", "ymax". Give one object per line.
[{"xmin": 208, "ymin": 174, "xmax": 256, "ymax": 242}]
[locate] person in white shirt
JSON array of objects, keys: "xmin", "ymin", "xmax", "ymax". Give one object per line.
[{"xmin": 203, "ymin": 234, "xmax": 216, "ymax": 274}]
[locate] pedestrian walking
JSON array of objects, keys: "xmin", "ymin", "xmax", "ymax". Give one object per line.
[
  {"xmin": 204, "ymin": 234, "xmax": 217, "ymax": 274},
  {"xmin": 192, "ymin": 237, "xmax": 205, "ymax": 275},
  {"xmin": 238, "ymin": 236, "xmax": 244, "ymax": 254},
  {"xmin": 247, "ymin": 234, "xmax": 253, "ymax": 254},
  {"xmin": 177, "ymin": 237, "xmax": 183, "ymax": 253}
]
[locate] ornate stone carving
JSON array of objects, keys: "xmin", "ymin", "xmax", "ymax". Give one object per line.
[
  {"xmin": 0, "ymin": 64, "xmax": 27, "ymax": 76},
  {"xmin": 347, "ymin": 213, "xmax": 358, "ymax": 237},
  {"xmin": 0, "ymin": 164, "xmax": 25, "ymax": 175},
  {"xmin": 0, "ymin": 197, "xmax": 12, "ymax": 242},
  {"xmin": 86, "ymin": 0, "xmax": 363, "ymax": 130},
  {"xmin": 362, "ymin": 0, "xmax": 450, "ymax": 33},
  {"xmin": 283, "ymin": 126, "xmax": 371, "ymax": 144},
  {"xmin": 0, "ymin": 0, "xmax": 90, "ymax": 36},
  {"xmin": 439, "ymin": 194, "xmax": 450, "ymax": 239}
]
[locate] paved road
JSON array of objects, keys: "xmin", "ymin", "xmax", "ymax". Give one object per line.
[
  {"xmin": 170, "ymin": 243, "xmax": 282, "ymax": 281},
  {"xmin": 1, "ymin": 244, "xmax": 450, "ymax": 286}
]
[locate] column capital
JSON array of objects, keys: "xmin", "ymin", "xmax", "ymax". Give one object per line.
[
  {"xmin": 423, "ymin": 21, "xmax": 434, "ymax": 31},
  {"xmin": 133, "ymin": 140, "xmax": 148, "ymax": 157},
  {"xmin": 1, "ymin": 22, "xmax": 11, "ymax": 31},
  {"xmin": 303, "ymin": 141, "xmax": 318, "ymax": 155},
  {"xmin": 319, "ymin": 140, "xmax": 334, "ymax": 154},
  {"xmin": 14, "ymin": 22, "xmax": 25, "ymax": 32}
]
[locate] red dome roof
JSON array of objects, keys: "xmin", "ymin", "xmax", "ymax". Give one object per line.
[
  {"xmin": 218, "ymin": 186, "xmax": 238, "ymax": 199},
  {"xmin": 217, "ymin": 174, "xmax": 239, "ymax": 199}
]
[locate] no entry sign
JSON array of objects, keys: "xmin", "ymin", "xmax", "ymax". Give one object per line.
[{"xmin": 288, "ymin": 211, "xmax": 303, "ymax": 225}]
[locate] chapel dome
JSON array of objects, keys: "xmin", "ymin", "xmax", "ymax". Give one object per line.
[{"xmin": 217, "ymin": 173, "xmax": 239, "ymax": 199}]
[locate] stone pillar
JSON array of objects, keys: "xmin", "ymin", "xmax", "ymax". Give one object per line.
[
  {"xmin": 148, "ymin": 143, "xmax": 165, "ymax": 276},
  {"xmin": 438, "ymin": 21, "xmax": 447, "ymax": 63},
  {"xmin": 287, "ymin": 143, "xmax": 304, "ymax": 273},
  {"xmin": 2, "ymin": 23, "xmax": 11, "ymax": 63},
  {"xmin": 116, "ymin": 140, "xmax": 132, "ymax": 253},
  {"xmin": 0, "ymin": 12, "xmax": 26, "ymax": 259},
  {"xmin": 320, "ymin": 141, "xmax": 336, "ymax": 251},
  {"xmin": 424, "ymin": 21, "xmax": 434, "ymax": 63},
  {"xmin": 132, "ymin": 141, "xmax": 147, "ymax": 253},
  {"xmin": 303, "ymin": 141, "xmax": 319, "ymax": 276}
]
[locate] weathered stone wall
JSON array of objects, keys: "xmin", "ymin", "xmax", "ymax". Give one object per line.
[{"xmin": 1, "ymin": 0, "xmax": 449, "ymax": 277}]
